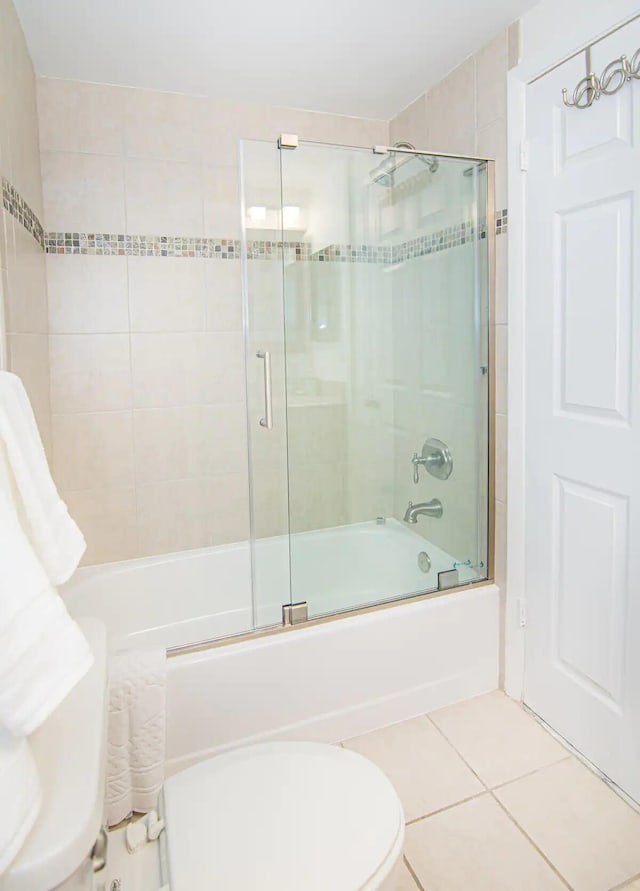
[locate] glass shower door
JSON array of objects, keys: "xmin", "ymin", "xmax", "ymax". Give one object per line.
[
  {"xmin": 241, "ymin": 139, "xmax": 292, "ymax": 629},
  {"xmin": 279, "ymin": 142, "xmax": 490, "ymax": 620}
]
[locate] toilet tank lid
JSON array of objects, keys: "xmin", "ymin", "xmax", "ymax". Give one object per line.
[{"xmin": 1, "ymin": 619, "xmax": 108, "ymax": 891}]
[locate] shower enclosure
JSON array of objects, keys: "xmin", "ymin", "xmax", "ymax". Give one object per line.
[{"xmin": 242, "ymin": 138, "xmax": 493, "ymax": 631}]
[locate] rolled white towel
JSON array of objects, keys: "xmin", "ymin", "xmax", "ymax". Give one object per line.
[
  {"xmin": 0, "ymin": 372, "xmax": 85, "ymax": 585},
  {"xmin": 107, "ymin": 648, "xmax": 166, "ymax": 827},
  {"xmin": 0, "ymin": 729, "xmax": 41, "ymax": 876}
]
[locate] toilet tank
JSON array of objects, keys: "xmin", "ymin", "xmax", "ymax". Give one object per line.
[{"xmin": 0, "ymin": 619, "xmax": 108, "ymax": 891}]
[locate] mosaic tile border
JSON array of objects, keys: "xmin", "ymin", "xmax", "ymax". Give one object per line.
[
  {"xmin": 1, "ymin": 178, "xmax": 45, "ymax": 248},
  {"xmin": 2, "ymin": 173, "xmax": 507, "ymax": 262},
  {"xmin": 45, "ymin": 211, "xmax": 507, "ymax": 261}
]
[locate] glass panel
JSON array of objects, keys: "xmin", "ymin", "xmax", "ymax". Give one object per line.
[
  {"xmin": 280, "ymin": 143, "xmax": 490, "ymax": 620},
  {"xmin": 240, "ymin": 139, "xmax": 291, "ymax": 629}
]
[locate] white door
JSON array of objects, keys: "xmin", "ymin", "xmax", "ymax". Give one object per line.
[{"xmin": 523, "ymin": 20, "xmax": 640, "ymax": 803}]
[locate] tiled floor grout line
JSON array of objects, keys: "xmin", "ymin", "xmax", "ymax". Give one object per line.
[
  {"xmin": 609, "ymin": 871, "xmax": 640, "ymax": 890},
  {"xmin": 425, "ymin": 711, "xmax": 576, "ymax": 891},
  {"xmin": 489, "ymin": 754, "xmax": 573, "ymax": 792},
  {"xmin": 522, "ymin": 704, "xmax": 640, "ymax": 816},
  {"xmin": 489, "ymin": 790, "xmax": 574, "ymax": 891},
  {"xmin": 403, "ymin": 854, "xmax": 426, "ymax": 891},
  {"xmin": 424, "ymin": 713, "xmax": 490, "ymax": 790},
  {"xmin": 405, "ymin": 789, "xmax": 487, "ymax": 826}
]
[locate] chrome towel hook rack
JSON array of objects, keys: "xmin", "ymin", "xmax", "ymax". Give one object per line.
[{"xmin": 562, "ymin": 45, "xmax": 640, "ymax": 109}]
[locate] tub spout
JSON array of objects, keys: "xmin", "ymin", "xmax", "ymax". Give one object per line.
[{"xmin": 403, "ymin": 499, "xmax": 443, "ymax": 523}]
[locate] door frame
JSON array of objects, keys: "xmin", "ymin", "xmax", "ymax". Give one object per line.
[{"xmin": 504, "ymin": 0, "xmax": 640, "ymax": 698}]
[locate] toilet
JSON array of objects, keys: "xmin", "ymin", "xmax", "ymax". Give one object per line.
[{"xmin": 1, "ymin": 620, "xmax": 404, "ymax": 891}]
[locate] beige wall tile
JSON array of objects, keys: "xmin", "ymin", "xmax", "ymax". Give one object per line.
[
  {"xmin": 133, "ymin": 405, "xmax": 202, "ymax": 484},
  {"xmin": 128, "ymin": 256, "xmax": 206, "ymax": 332},
  {"xmin": 42, "ymin": 152, "xmax": 125, "ymax": 232},
  {"xmin": 137, "ymin": 477, "xmax": 211, "ymax": 556},
  {"xmin": 4, "ymin": 226, "xmax": 48, "ymax": 334},
  {"xmin": 37, "ymin": 79, "xmax": 126, "ymax": 156},
  {"xmin": 203, "ymin": 165, "xmax": 241, "ymax": 238},
  {"xmin": 476, "ymin": 115, "xmax": 507, "ymax": 211},
  {"xmin": 289, "ymin": 459, "xmax": 346, "ymax": 533},
  {"xmin": 7, "ymin": 332, "xmax": 51, "ymax": 454},
  {"xmin": 123, "ymin": 88, "xmax": 205, "ymax": 162},
  {"xmin": 204, "ymin": 261, "xmax": 243, "ymax": 331},
  {"xmin": 203, "ymin": 331, "xmax": 246, "ymax": 404},
  {"xmin": 389, "ymin": 95, "xmax": 429, "ymax": 149},
  {"xmin": 426, "ymin": 58, "xmax": 476, "ymax": 156},
  {"xmin": 36, "ymin": 80, "xmax": 387, "ymax": 565},
  {"xmin": 130, "ymin": 332, "xmax": 205, "ymax": 408},
  {"xmin": 299, "ymin": 111, "xmax": 387, "ymax": 148},
  {"xmin": 41, "ymin": 151, "xmax": 126, "ymax": 232},
  {"xmin": 3, "ymin": 20, "xmax": 42, "ymax": 217},
  {"xmin": 130, "ymin": 331, "xmax": 244, "ymax": 408},
  {"xmin": 0, "ymin": 0, "xmax": 51, "ymax": 464},
  {"xmin": 286, "ymin": 403, "xmax": 346, "ymax": 469},
  {"xmin": 64, "ymin": 487, "xmax": 138, "ymax": 565},
  {"xmin": 494, "ymin": 232, "xmax": 508, "ymax": 325},
  {"xmin": 476, "ymin": 32, "xmax": 508, "ymax": 129},
  {"xmin": 51, "ymin": 411, "xmax": 134, "ymax": 491},
  {"xmin": 47, "ymin": 255, "xmax": 129, "ymax": 333},
  {"xmin": 200, "ymin": 404, "xmax": 248, "ymax": 476},
  {"xmin": 124, "ymin": 158, "xmax": 203, "ymax": 235},
  {"xmin": 49, "ymin": 333, "xmax": 132, "ymax": 413},
  {"xmin": 207, "ymin": 471, "xmax": 250, "ymax": 546},
  {"xmin": 200, "ymin": 98, "xmax": 249, "ymax": 166},
  {"xmin": 133, "ymin": 404, "xmax": 247, "ymax": 484}
]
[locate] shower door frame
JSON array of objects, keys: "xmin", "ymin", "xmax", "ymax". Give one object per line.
[{"xmin": 173, "ymin": 142, "xmax": 497, "ymax": 657}]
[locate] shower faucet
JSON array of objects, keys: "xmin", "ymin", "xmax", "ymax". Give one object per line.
[
  {"xmin": 403, "ymin": 499, "xmax": 443, "ymax": 523},
  {"xmin": 412, "ymin": 438, "xmax": 453, "ymax": 483}
]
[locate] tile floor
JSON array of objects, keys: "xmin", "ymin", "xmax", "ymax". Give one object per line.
[{"xmin": 342, "ymin": 691, "xmax": 640, "ymax": 891}]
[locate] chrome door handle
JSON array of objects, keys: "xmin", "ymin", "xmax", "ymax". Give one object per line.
[{"xmin": 257, "ymin": 350, "xmax": 273, "ymax": 429}]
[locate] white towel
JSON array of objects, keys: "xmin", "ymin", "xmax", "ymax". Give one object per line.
[
  {"xmin": 0, "ymin": 372, "xmax": 85, "ymax": 584},
  {"xmin": 0, "ymin": 729, "xmax": 41, "ymax": 876},
  {"xmin": 0, "ymin": 438, "xmax": 93, "ymax": 736},
  {"xmin": 107, "ymin": 648, "xmax": 166, "ymax": 826}
]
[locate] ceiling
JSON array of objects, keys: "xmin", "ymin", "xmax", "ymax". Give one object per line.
[{"xmin": 14, "ymin": 0, "xmax": 536, "ymax": 120}]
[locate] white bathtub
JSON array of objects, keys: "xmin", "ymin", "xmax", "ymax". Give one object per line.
[
  {"xmin": 63, "ymin": 519, "xmax": 498, "ymax": 773},
  {"xmin": 63, "ymin": 519, "xmax": 478, "ymax": 650}
]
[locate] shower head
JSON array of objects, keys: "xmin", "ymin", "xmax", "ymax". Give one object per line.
[{"xmin": 369, "ymin": 142, "xmax": 439, "ymax": 188}]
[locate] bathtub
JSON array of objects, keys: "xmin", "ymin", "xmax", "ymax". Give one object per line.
[
  {"xmin": 63, "ymin": 519, "xmax": 478, "ymax": 649},
  {"xmin": 63, "ymin": 519, "xmax": 499, "ymax": 773}
]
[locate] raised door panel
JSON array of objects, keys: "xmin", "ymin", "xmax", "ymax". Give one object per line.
[
  {"xmin": 552, "ymin": 476, "xmax": 628, "ymax": 707},
  {"xmin": 554, "ymin": 194, "xmax": 632, "ymax": 422}
]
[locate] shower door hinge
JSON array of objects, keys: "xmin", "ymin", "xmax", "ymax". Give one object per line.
[
  {"xmin": 278, "ymin": 133, "xmax": 298, "ymax": 149},
  {"xmin": 438, "ymin": 569, "xmax": 459, "ymax": 591},
  {"xmin": 519, "ymin": 598, "xmax": 527, "ymax": 627},
  {"xmin": 282, "ymin": 601, "xmax": 308, "ymax": 625},
  {"xmin": 520, "ymin": 141, "xmax": 529, "ymax": 172}
]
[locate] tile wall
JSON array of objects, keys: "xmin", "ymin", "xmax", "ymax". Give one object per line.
[
  {"xmin": 0, "ymin": 0, "xmax": 51, "ymax": 454},
  {"xmin": 37, "ymin": 77, "xmax": 388, "ymax": 563}
]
